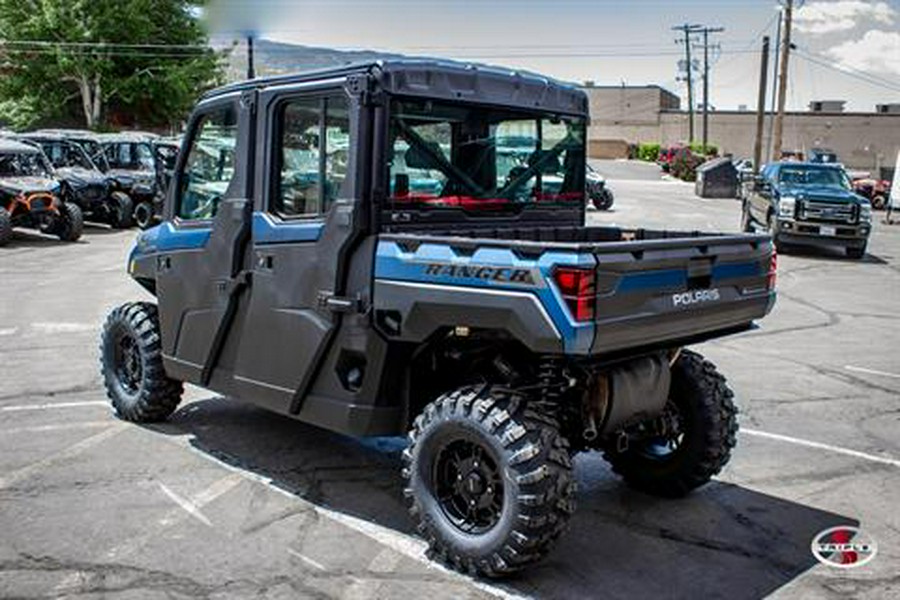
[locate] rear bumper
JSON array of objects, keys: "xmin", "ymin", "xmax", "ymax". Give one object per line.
[{"xmin": 592, "ymin": 291, "xmax": 775, "ymax": 355}]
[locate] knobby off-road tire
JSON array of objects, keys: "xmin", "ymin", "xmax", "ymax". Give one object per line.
[
  {"xmin": 604, "ymin": 350, "xmax": 738, "ymax": 498},
  {"xmin": 133, "ymin": 200, "xmax": 154, "ymax": 230},
  {"xmin": 403, "ymin": 385, "xmax": 576, "ymax": 578},
  {"xmin": 591, "ymin": 189, "xmax": 614, "ymax": 211},
  {"xmin": 100, "ymin": 302, "xmax": 183, "ymax": 422},
  {"xmin": 108, "ymin": 192, "xmax": 134, "ymax": 229},
  {"xmin": 55, "ymin": 202, "xmax": 84, "ymax": 242},
  {"xmin": 0, "ymin": 207, "xmax": 12, "ymax": 246}
]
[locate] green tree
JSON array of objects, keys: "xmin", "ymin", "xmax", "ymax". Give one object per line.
[{"xmin": 0, "ymin": 0, "xmax": 225, "ymax": 129}]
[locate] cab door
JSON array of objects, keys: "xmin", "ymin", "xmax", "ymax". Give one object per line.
[
  {"xmin": 155, "ymin": 92, "xmax": 254, "ymax": 385},
  {"xmin": 231, "ymin": 87, "xmax": 362, "ymax": 413}
]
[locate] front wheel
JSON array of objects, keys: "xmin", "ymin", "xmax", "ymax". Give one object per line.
[
  {"xmin": 603, "ymin": 350, "xmax": 738, "ymax": 498},
  {"xmin": 403, "ymin": 385, "xmax": 576, "ymax": 577},
  {"xmin": 100, "ymin": 302, "xmax": 183, "ymax": 422},
  {"xmin": 0, "ymin": 206, "xmax": 12, "ymax": 246},
  {"xmin": 133, "ymin": 200, "xmax": 155, "ymax": 230},
  {"xmin": 55, "ymin": 202, "xmax": 84, "ymax": 242},
  {"xmin": 107, "ymin": 192, "xmax": 134, "ymax": 229}
]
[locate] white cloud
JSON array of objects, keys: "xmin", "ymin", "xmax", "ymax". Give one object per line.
[
  {"xmin": 795, "ymin": 1, "xmax": 896, "ymax": 35},
  {"xmin": 824, "ymin": 30, "xmax": 900, "ymax": 76}
]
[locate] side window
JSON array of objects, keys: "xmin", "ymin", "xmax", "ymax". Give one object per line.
[
  {"xmin": 136, "ymin": 144, "xmax": 154, "ymax": 170},
  {"xmin": 177, "ymin": 104, "xmax": 239, "ymax": 220},
  {"xmin": 274, "ymin": 93, "xmax": 350, "ymax": 217}
]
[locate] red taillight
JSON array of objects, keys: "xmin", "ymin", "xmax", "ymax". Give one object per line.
[
  {"xmin": 554, "ymin": 266, "xmax": 596, "ymax": 322},
  {"xmin": 767, "ymin": 248, "xmax": 778, "ymax": 290}
]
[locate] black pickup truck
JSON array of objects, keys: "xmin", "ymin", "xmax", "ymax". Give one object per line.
[
  {"xmin": 742, "ymin": 161, "xmax": 872, "ymax": 258},
  {"xmin": 100, "ymin": 60, "xmax": 776, "ymax": 577}
]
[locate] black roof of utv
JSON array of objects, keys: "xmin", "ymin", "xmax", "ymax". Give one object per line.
[{"xmin": 203, "ymin": 59, "xmax": 589, "ymax": 118}]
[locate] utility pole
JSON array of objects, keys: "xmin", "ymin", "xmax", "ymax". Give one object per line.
[
  {"xmin": 766, "ymin": 9, "xmax": 782, "ymax": 162},
  {"xmin": 698, "ymin": 26, "xmax": 724, "ymax": 152},
  {"xmin": 673, "ymin": 24, "xmax": 700, "ymax": 143},
  {"xmin": 753, "ymin": 36, "xmax": 770, "ymax": 175},
  {"xmin": 772, "ymin": 0, "xmax": 794, "ymax": 161},
  {"xmin": 247, "ymin": 34, "xmax": 255, "ymax": 79}
]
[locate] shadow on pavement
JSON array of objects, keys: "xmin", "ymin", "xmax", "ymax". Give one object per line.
[
  {"xmin": 780, "ymin": 244, "xmax": 888, "ymax": 265},
  {"xmin": 154, "ymin": 396, "xmax": 855, "ymax": 600}
]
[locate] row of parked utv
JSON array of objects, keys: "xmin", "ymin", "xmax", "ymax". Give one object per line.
[{"xmin": 0, "ymin": 129, "xmax": 180, "ymax": 246}]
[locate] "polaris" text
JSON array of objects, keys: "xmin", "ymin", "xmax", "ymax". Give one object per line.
[{"xmin": 672, "ymin": 288, "xmax": 721, "ymax": 307}]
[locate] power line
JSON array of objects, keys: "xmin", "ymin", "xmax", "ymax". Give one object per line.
[{"xmin": 793, "ymin": 49, "xmax": 900, "ymax": 93}]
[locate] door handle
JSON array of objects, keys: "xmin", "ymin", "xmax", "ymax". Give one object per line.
[{"xmin": 256, "ymin": 253, "xmax": 274, "ymax": 271}]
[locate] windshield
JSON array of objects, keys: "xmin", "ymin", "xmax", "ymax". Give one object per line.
[
  {"xmin": 41, "ymin": 141, "xmax": 95, "ymax": 170},
  {"xmin": 387, "ymin": 99, "xmax": 586, "ymax": 212},
  {"xmin": 779, "ymin": 166, "xmax": 850, "ymax": 189},
  {"xmin": 105, "ymin": 142, "xmax": 155, "ymax": 171},
  {"xmin": 0, "ymin": 152, "xmax": 52, "ymax": 178}
]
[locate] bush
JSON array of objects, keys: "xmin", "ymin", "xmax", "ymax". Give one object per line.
[
  {"xmin": 688, "ymin": 142, "xmax": 719, "ymax": 157},
  {"xmin": 636, "ymin": 142, "xmax": 661, "ymax": 162},
  {"xmin": 671, "ymin": 148, "xmax": 704, "ymax": 182}
]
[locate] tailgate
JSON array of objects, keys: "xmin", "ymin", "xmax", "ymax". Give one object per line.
[{"xmin": 588, "ymin": 232, "xmax": 775, "ymax": 354}]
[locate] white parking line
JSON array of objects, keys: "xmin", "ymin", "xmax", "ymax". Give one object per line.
[
  {"xmin": 183, "ymin": 444, "xmax": 527, "ymax": 600},
  {"xmin": 0, "ymin": 425, "xmax": 126, "ymax": 490},
  {"xmin": 1, "ymin": 401, "xmax": 107, "ymax": 412},
  {"xmin": 2, "ymin": 421, "xmax": 111, "ymax": 434},
  {"xmin": 0, "ymin": 327, "xmax": 17, "ymax": 336},
  {"xmin": 845, "ymin": 365, "xmax": 900, "ymax": 380},
  {"xmin": 742, "ymin": 428, "xmax": 900, "ymax": 468},
  {"xmin": 158, "ymin": 482, "xmax": 213, "ymax": 527},
  {"xmin": 287, "ymin": 548, "xmax": 327, "ymax": 571},
  {"xmin": 31, "ymin": 322, "xmax": 95, "ymax": 334}
]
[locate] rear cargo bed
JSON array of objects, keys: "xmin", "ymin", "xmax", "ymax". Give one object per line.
[{"xmin": 376, "ymin": 225, "xmax": 775, "ymax": 356}]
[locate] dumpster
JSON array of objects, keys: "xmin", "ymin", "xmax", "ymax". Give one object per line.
[{"xmin": 695, "ymin": 157, "xmax": 739, "ymax": 199}]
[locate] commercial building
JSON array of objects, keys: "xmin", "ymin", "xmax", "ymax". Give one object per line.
[{"xmin": 584, "ymin": 84, "xmax": 900, "ymax": 173}]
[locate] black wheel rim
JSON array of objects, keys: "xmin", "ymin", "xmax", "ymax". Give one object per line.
[
  {"xmin": 432, "ymin": 437, "xmax": 504, "ymax": 534},
  {"xmin": 637, "ymin": 400, "xmax": 685, "ymax": 460},
  {"xmin": 113, "ymin": 329, "xmax": 143, "ymax": 395}
]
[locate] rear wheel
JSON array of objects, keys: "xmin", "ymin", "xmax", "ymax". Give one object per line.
[
  {"xmin": 0, "ymin": 207, "xmax": 12, "ymax": 246},
  {"xmin": 403, "ymin": 385, "xmax": 575, "ymax": 577},
  {"xmin": 55, "ymin": 203, "xmax": 83, "ymax": 242},
  {"xmin": 603, "ymin": 350, "xmax": 738, "ymax": 498},
  {"xmin": 591, "ymin": 189, "xmax": 614, "ymax": 211},
  {"xmin": 107, "ymin": 192, "xmax": 134, "ymax": 229},
  {"xmin": 100, "ymin": 302, "xmax": 183, "ymax": 422},
  {"xmin": 133, "ymin": 200, "xmax": 154, "ymax": 230}
]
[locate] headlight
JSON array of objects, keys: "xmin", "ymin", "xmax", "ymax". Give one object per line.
[
  {"xmin": 860, "ymin": 203, "xmax": 872, "ymax": 222},
  {"xmin": 778, "ymin": 196, "xmax": 796, "ymax": 218}
]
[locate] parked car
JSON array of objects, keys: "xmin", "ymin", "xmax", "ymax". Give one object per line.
[
  {"xmin": 99, "ymin": 60, "xmax": 775, "ymax": 577},
  {"xmin": 809, "ymin": 147, "xmax": 839, "ymax": 165},
  {"xmin": 14, "ymin": 132, "xmax": 133, "ymax": 228},
  {"xmin": 0, "ymin": 139, "xmax": 82, "ymax": 245},
  {"xmin": 853, "ymin": 177, "xmax": 892, "ymax": 210},
  {"xmin": 742, "ymin": 162, "xmax": 871, "ymax": 258}
]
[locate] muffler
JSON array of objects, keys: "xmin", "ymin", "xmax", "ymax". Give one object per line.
[{"xmin": 584, "ymin": 353, "xmax": 671, "ymax": 440}]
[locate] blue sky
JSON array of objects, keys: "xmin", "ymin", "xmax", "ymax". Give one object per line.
[{"xmin": 207, "ymin": 0, "xmax": 900, "ymax": 112}]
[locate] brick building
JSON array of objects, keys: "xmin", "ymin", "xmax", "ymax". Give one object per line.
[{"xmin": 584, "ymin": 84, "xmax": 900, "ymax": 173}]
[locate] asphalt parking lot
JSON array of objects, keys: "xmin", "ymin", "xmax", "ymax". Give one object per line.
[{"xmin": 1, "ymin": 160, "xmax": 898, "ymax": 599}]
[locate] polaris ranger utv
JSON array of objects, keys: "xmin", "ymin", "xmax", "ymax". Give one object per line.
[
  {"xmin": 0, "ymin": 139, "xmax": 83, "ymax": 245},
  {"xmin": 100, "ymin": 61, "xmax": 776, "ymax": 577},
  {"xmin": 16, "ymin": 132, "xmax": 134, "ymax": 228}
]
